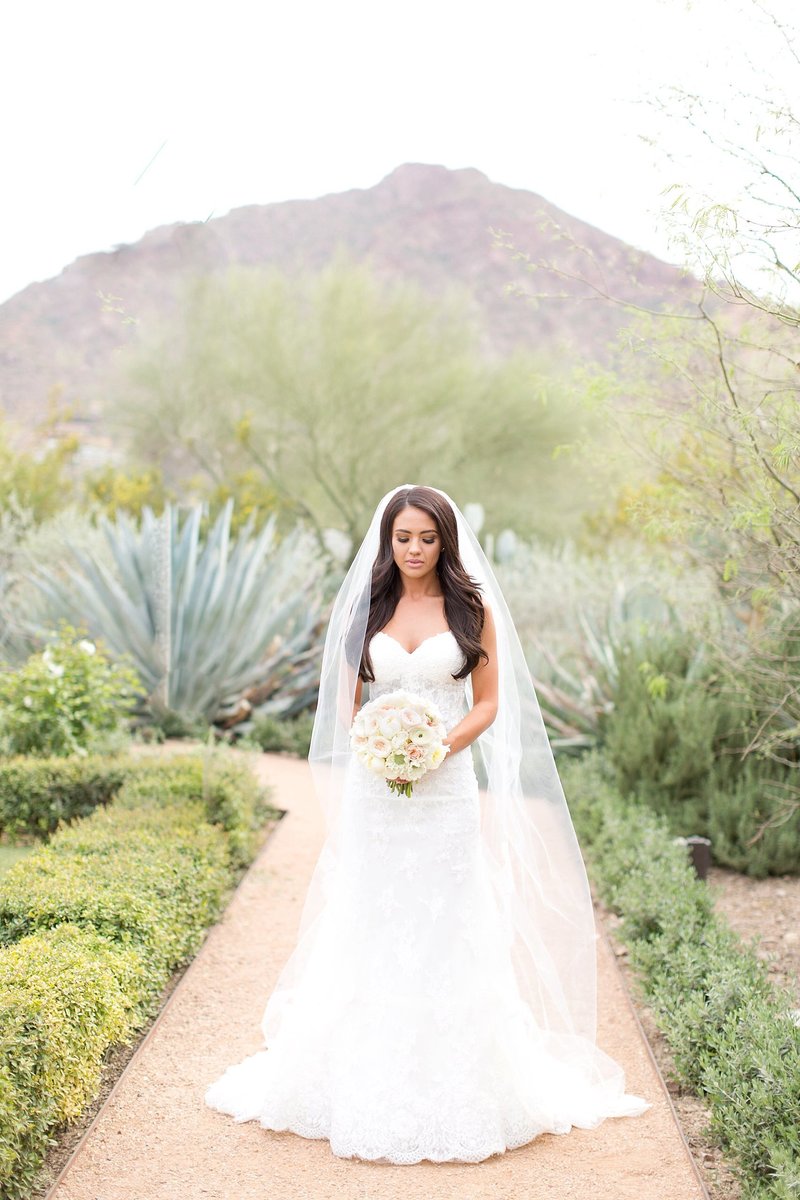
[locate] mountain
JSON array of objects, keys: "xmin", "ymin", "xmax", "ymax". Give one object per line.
[{"xmin": 0, "ymin": 163, "xmax": 699, "ymax": 433}]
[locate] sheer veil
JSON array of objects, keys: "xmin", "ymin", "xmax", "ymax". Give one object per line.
[{"xmin": 263, "ymin": 483, "xmax": 647, "ymax": 1109}]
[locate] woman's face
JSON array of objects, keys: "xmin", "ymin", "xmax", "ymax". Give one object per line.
[{"xmin": 391, "ymin": 506, "xmax": 442, "ymax": 583}]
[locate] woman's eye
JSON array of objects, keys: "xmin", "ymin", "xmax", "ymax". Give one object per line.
[{"xmin": 396, "ymin": 538, "xmax": 436, "ymax": 544}]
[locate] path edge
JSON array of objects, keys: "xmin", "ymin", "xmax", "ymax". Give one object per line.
[{"xmin": 595, "ymin": 912, "xmax": 712, "ymax": 1200}]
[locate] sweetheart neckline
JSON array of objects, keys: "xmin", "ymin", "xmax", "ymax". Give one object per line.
[{"xmin": 373, "ymin": 629, "xmax": 454, "ymax": 656}]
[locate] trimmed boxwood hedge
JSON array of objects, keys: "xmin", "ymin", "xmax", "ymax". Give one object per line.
[
  {"xmin": 0, "ymin": 749, "xmax": 277, "ymax": 1200},
  {"xmin": 0, "ymin": 802, "xmax": 232, "ymax": 974},
  {"xmin": 0, "ymin": 924, "xmax": 145, "ymax": 1199},
  {"xmin": 0, "ymin": 754, "xmax": 132, "ymax": 839}
]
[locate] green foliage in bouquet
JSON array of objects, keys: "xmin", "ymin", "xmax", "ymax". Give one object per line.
[{"xmin": 0, "ymin": 623, "xmax": 143, "ymax": 757}]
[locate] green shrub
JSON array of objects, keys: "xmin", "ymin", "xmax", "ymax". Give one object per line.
[
  {"xmin": 0, "ymin": 923, "xmax": 145, "ymax": 1200},
  {"xmin": 0, "ymin": 754, "xmax": 133, "ymax": 839},
  {"xmin": 0, "ymin": 748, "xmax": 275, "ymax": 1198},
  {"xmin": 113, "ymin": 749, "xmax": 275, "ymax": 868},
  {"xmin": 703, "ymin": 999, "xmax": 800, "ymax": 1200},
  {"xmin": 0, "ymin": 803, "xmax": 231, "ymax": 974},
  {"xmin": 248, "ymin": 709, "xmax": 314, "ymax": 758},
  {"xmin": 0, "ymin": 748, "xmax": 275, "ymax": 860},
  {"xmin": 560, "ymin": 749, "xmax": 800, "ymax": 1200},
  {"xmin": 600, "ymin": 630, "xmax": 800, "ymax": 876},
  {"xmin": 706, "ymin": 756, "xmax": 800, "ymax": 879},
  {"xmin": 602, "ymin": 632, "xmax": 719, "ymax": 830},
  {"xmin": 0, "ymin": 623, "xmax": 143, "ymax": 757}
]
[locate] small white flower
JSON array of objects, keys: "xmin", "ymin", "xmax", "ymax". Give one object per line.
[
  {"xmin": 79, "ymin": 639, "xmax": 96, "ymax": 655},
  {"xmin": 23, "ymin": 695, "xmax": 33, "ymax": 708},
  {"xmin": 425, "ymin": 744, "xmax": 446, "ymax": 769}
]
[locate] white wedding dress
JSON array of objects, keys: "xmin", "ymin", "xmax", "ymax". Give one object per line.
[{"xmin": 204, "ymin": 629, "xmax": 650, "ymax": 1163}]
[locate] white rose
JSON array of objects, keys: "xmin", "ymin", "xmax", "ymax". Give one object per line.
[
  {"xmin": 367, "ymin": 735, "xmax": 392, "ymax": 758},
  {"xmin": 378, "ymin": 714, "xmax": 402, "ymax": 738}
]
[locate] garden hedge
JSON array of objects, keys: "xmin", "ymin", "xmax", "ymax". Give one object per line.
[
  {"xmin": 559, "ymin": 750, "xmax": 800, "ymax": 1200},
  {"xmin": 0, "ymin": 749, "xmax": 277, "ymax": 1200}
]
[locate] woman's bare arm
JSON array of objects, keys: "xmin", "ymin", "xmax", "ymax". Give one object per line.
[
  {"xmin": 352, "ymin": 675, "xmax": 364, "ymax": 723},
  {"xmin": 442, "ymin": 605, "xmax": 499, "ymax": 756}
]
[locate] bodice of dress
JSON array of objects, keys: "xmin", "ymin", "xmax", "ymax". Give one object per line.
[
  {"xmin": 367, "ymin": 630, "xmax": 470, "ymax": 730},
  {"xmin": 356, "ymin": 630, "xmax": 477, "ymax": 799}
]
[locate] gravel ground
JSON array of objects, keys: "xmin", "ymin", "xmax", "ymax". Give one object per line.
[
  {"xmin": 706, "ymin": 865, "xmax": 800, "ymax": 1005},
  {"xmin": 37, "ymin": 752, "xmax": 707, "ymax": 1200}
]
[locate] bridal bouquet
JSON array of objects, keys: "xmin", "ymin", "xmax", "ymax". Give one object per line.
[{"xmin": 349, "ymin": 689, "xmax": 450, "ymax": 796}]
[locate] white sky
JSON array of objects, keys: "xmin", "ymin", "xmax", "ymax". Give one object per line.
[{"xmin": 1, "ymin": 0, "xmax": 796, "ymax": 304}]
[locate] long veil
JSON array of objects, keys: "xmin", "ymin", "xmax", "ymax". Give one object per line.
[{"xmin": 262, "ymin": 483, "xmax": 648, "ymax": 1110}]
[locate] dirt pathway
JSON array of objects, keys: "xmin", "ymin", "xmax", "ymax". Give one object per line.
[{"xmin": 46, "ymin": 753, "xmax": 706, "ymax": 1200}]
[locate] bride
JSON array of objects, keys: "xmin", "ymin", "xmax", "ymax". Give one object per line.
[{"xmin": 204, "ymin": 483, "xmax": 651, "ymax": 1163}]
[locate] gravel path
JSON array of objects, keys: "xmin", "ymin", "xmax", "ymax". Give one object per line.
[{"xmin": 46, "ymin": 753, "xmax": 706, "ymax": 1200}]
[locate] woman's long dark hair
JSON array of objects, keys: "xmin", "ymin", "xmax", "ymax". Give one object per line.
[{"xmin": 359, "ymin": 486, "xmax": 488, "ymax": 683}]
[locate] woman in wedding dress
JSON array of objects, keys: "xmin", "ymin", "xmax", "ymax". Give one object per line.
[{"xmin": 204, "ymin": 484, "xmax": 651, "ymax": 1163}]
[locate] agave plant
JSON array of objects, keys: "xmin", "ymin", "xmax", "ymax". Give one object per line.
[{"xmin": 27, "ymin": 500, "xmax": 329, "ymax": 723}]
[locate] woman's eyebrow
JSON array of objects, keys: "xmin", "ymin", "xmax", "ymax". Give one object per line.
[{"xmin": 395, "ymin": 528, "xmax": 438, "ymax": 534}]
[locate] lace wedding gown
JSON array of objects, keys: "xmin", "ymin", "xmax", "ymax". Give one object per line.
[{"xmin": 204, "ymin": 629, "xmax": 650, "ymax": 1163}]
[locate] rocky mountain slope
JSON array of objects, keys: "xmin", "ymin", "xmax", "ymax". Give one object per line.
[{"xmin": 0, "ymin": 163, "xmax": 699, "ymax": 431}]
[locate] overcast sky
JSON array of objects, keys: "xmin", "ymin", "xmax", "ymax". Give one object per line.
[{"xmin": 1, "ymin": 0, "xmax": 795, "ymax": 305}]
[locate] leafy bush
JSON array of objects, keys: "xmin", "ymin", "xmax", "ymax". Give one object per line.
[
  {"xmin": 0, "ymin": 754, "xmax": 132, "ymax": 839},
  {"xmin": 113, "ymin": 749, "xmax": 275, "ymax": 867},
  {"xmin": 707, "ymin": 755, "xmax": 800, "ymax": 879},
  {"xmin": 0, "ymin": 623, "xmax": 142, "ymax": 757},
  {"xmin": 600, "ymin": 627, "xmax": 800, "ymax": 876},
  {"xmin": 0, "ymin": 747, "xmax": 277, "ymax": 1196},
  {"xmin": 0, "ymin": 803, "xmax": 232, "ymax": 975},
  {"xmin": 247, "ymin": 709, "xmax": 314, "ymax": 757},
  {"xmin": 602, "ymin": 629, "xmax": 720, "ymax": 829},
  {"xmin": 0, "ymin": 924, "xmax": 145, "ymax": 1200},
  {"xmin": 559, "ymin": 750, "xmax": 800, "ymax": 1200}
]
